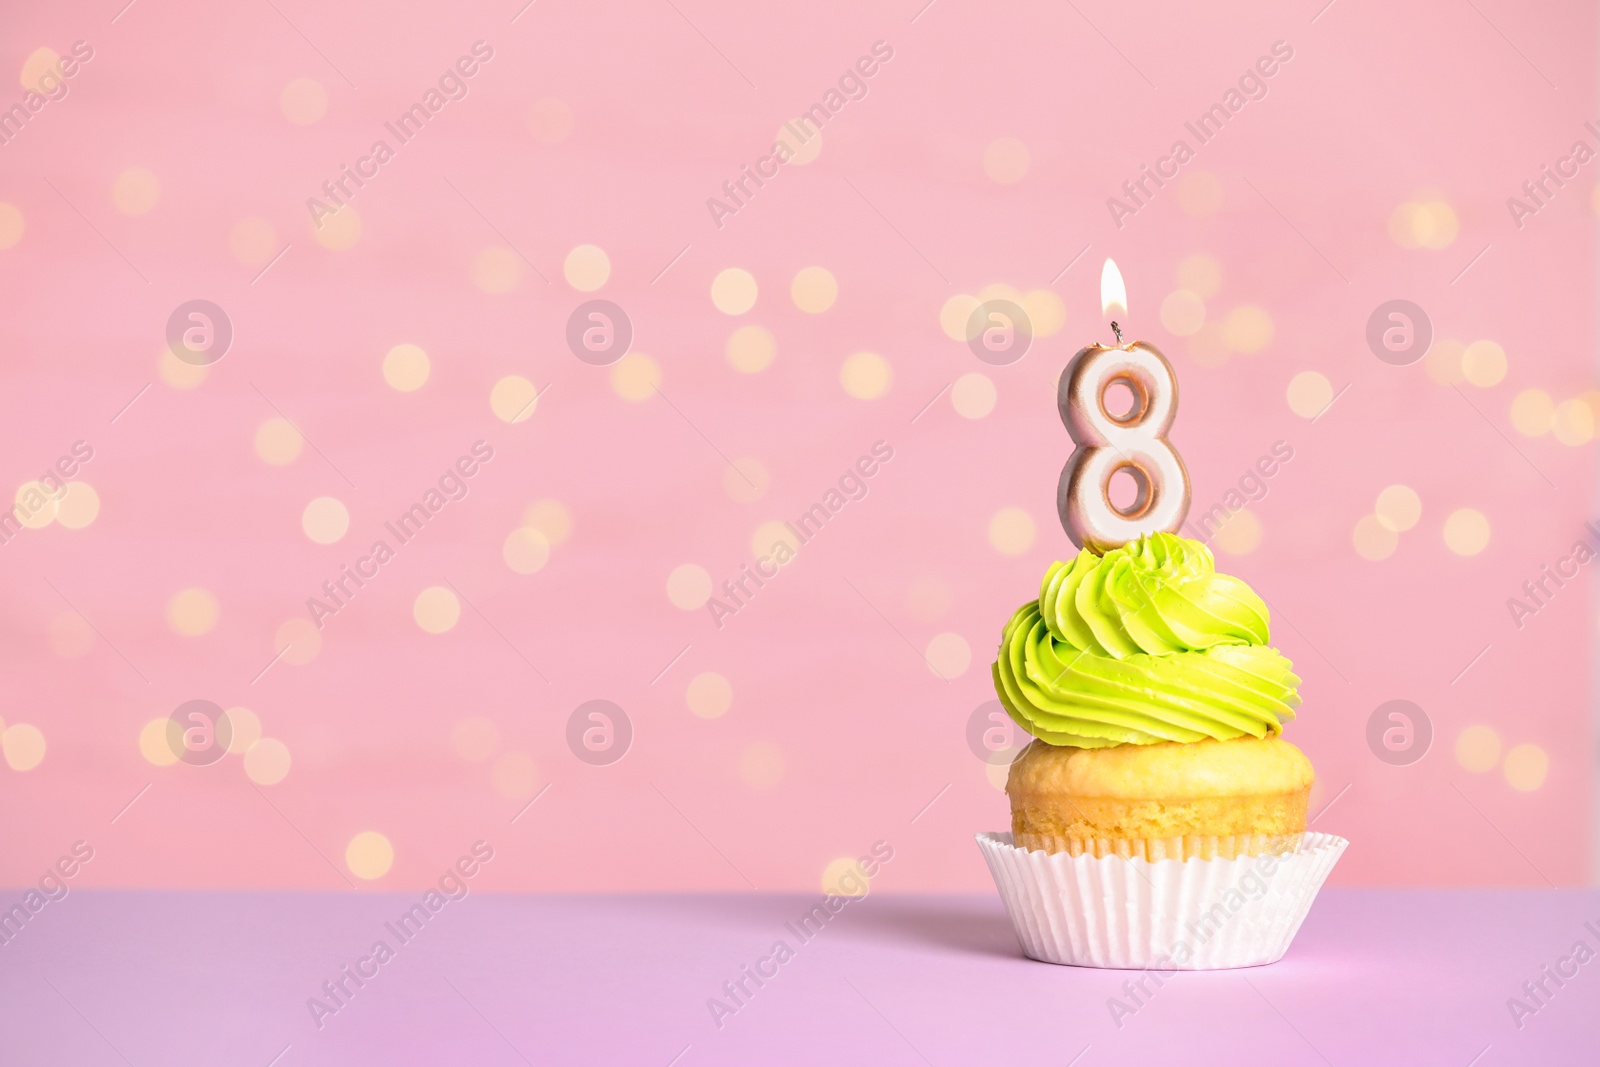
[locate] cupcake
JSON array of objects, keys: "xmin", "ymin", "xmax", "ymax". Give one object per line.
[{"xmin": 977, "ymin": 532, "xmax": 1346, "ymax": 969}]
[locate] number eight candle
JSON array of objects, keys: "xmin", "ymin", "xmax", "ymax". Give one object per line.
[{"xmin": 1057, "ymin": 259, "xmax": 1192, "ymax": 552}]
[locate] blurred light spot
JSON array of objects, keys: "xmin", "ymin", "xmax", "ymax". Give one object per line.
[
  {"xmin": 687, "ymin": 672, "xmax": 732, "ymax": 719},
  {"xmin": 563, "ymin": 244, "xmax": 609, "ymax": 291},
  {"xmin": 906, "ymin": 577, "xmax": 952, "ymax": 622},
  {"xmin": 711, "ymin": 268, "xmax": 758, "ymax": 314},
  {"xmin": 14, "ymin": 481, "xmax": 57, "ymax": 529},
  {"xmin": 113, "ymin": 168, "xmax": 159, "ymax": 215},
  {"xmin": 1375, "ymin": 485, "xmax": 1421, "ymax": 532},
  {"xmin": 776, "ymin": 120, "xmax": 823, "ymax": 164},
  {"xmin": 840, "ymin": 352, "xmax": 891, "ymax": 399},
  {"xmin": 491, "ymin": 375, "xmax": 539, "ymax": 423},
  {"xmin": 667, "ymin": 564, "xmax": 711, "ymax": 610},
  {"xmin": 55, "ymin": 483, "xmax": 98, "ymax": 529},
  {"xmin": 1425, "ymin": 339, "xmax": 1466, "ymax": 385},
  {"xmin": 610, "ymin": 353, "xmax": 660, "ymax": 401},
  {"xmin": 256, "ymin": 417, "xmax": 303, "ymax": 465},
  {"xmin": 48, "ymin": 611, "xmax": 94, "ymax": 659},
  {"xmin": 1188, "ymin": 323, "xmax": 1229, "ymax": 368},
  {"xmin": 3, "ymin": 724, "xmax": 44, "ymax": 771},
  {"xmin": 346, "ymin": 831, "xmax": 394, "ymax": 879},
  {"xmin": 1286, "ymin": 371, "xmax": 1333, "ymax": 418},
  {"xmin": 139, "ymin": 718, "xmax": 178, "ymax": 767},
  {"xmin": 978, "ymin": 282, "xmax": 1022, "ymax": 304},
  {"xmin": 225, "ymin": 707, "xmax": 262, "ymax": 755},
  {"xmin": 1390, "ymin": 199, "xmax": 1458, "ymax": 250},
  {"xmin": 229, "ymin": 218, "xmax": 276, "ymax": 266},
  {"xmin": 168, "ymin": 587, "xmax": 219, "ymax": 636},
  {"xmin": 1444, "ymin": 508, "xmax": 1490, "ymax": 556},
  {"xmin": 491, "ymin": 752, "xmax": 539, "ymax": 799},
  {"xmin": 0, "ymin": 203, "xmax": 22, "ymax": 249},
  {"xmin": 19, "ymin": 48, "xmax": 59, "ymax": 92},
  {"xmin": 951, "ymin": 373, "xmax": 996, "ymax": 419},
  {"xmin": 523, "ymin": 500, "xmax": 572, "ymax": 545},
  {"xmin": 1222, "ymin": 305, "xmax": 1273, "ymax": 353},
  {"xmin": 1461, "ymin": 340, "xmax": 1506, "ymax": 387},
  {"xmin": 985, "ymin": 760, "xmax": 1009, "ymax": 791},
  {"xmin": 451, "ymin": 716, "xmax": 499, "ymax": 762},
  {"xmin": 526, "ymin": 97, "xmax": 574, "ymax": 141},
  {"xmin": 726, "ymin": 325, "xmax": 775, "ymax": 373},
  {"xmin": 1509, "ymin": 388, "xmax": 1553, "ymax": 436},
  {"xmin": 989, "ymin": 508, "xmax": 1035, "ymax": 555},
  {"xmin": 791, "ymin": 266, "xmax": 837, "ymax": 312},
  {"xmin": 738, "ymin": 742, "xmax": 784, "ymax": 788},
  {"xmin": 274, "ymin": 618, "xmax": 321, "ymax": 666},
  {"xmin": 503, "ymin": 527, "xmax": 551, "ymax": 574},
  {"xmin": 1455, "ymin": 724, "xmax": 1500, "ymax": 773},
  {"xmin": 940, "ymin": 294, "xmax": 981, "ymax": 341},
  {"xmin": 1552, "ymin": 398, "xmax": 1594, "ymax": 445},
  {"xmin": 1213, "ymin": 508, "xmax": 1262, "ymax": 556},
  {"xmin": 159, "ymin": 348, "xmax": 208, "ymax": 389},
  {"xmin": 413, "ymin": 587, "xmax": 460, "ymax": 633},
  {"xmin": 1160, "ymin": 290, "xmax": 1205, "ymax": 336},
  {"xmin": 1353, "ymin": 515, "xmax": 1398, "ymax": 561},
  {"xmin": 1503, "ymin": 743, "xmax": 1548, "ymax": 791},
  {"xmin": 1020, "ymin": 289, "xmax": 1066, "ymax": 337},
  {"xmin": 751, "ymin": 520, "xmax": 799, "ymax": 559},
  {"xmin": 723, "ymin": 458, "xmax": 769, "ymax": 503},
  {"xmin": 821, "ymin": 857, "xmax": 871, "ymax": 897},
  {"xmin": 472, "ymin": 247, "xmax": 522, "ymax": 294},
  {"xmin": 383, "ymin": 343, "xmax": 431, "ymax": 393},
  {"xmin": 925, "ymin": 632, "xmax": 971, "ymax": 678},
  {"xmin": 301, "ymin": 496, "xmax": 349, "ymax": 544},
  {"xmin": 1177, "ymin": 171, "xmax": 1222, "ymax": 216},
  {"xmin": 313, "ymin": 205, "xmax": 360, "ymax": 250},
  {"xmin": 983, "ymin": 137, "xmax": 1029, "ymax": 184},
  {"xmin": 244, "ymin": 738, "xmax": 291, "ymax": 784},
  {"xmin": 280, "ymin": 78, "xmax": 327, "ymax": 124},
  {"xmin": 1176, "ymin": 254, "xmax": 1222, "ymax": 298}
]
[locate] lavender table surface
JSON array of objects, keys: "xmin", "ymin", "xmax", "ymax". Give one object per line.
[{"xmin": 1, "ymin": 888, "xmax": 1596, "ymax": 1065}]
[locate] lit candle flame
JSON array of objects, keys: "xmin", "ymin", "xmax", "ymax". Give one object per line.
[{"xmin": 1101, "ymin": 258, "xmax": 1127, "ymax": 320}]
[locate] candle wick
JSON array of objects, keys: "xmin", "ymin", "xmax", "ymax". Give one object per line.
[{"xmin": 1110, "ymin": 321, "xmax": 1123, "ymax": 344}]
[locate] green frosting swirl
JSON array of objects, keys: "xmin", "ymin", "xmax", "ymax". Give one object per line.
[{"xmin": 992, "ymin": 532, "xmax": 1301, "ymax": 748}]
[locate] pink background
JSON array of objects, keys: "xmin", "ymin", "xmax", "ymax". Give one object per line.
[{"xmin": 0, "ymin": 0, "xmax": 1593, "ymax": 892}]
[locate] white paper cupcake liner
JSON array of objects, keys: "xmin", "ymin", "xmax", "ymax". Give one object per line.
[{"xmin": 976, "ymin": 830, "xmax": 1348, "ymax": 969}]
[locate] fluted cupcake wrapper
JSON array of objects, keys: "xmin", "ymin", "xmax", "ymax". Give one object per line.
[{"xmin": 976, "ymin": 830, "xmax": 1348, "ymax": 969}]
